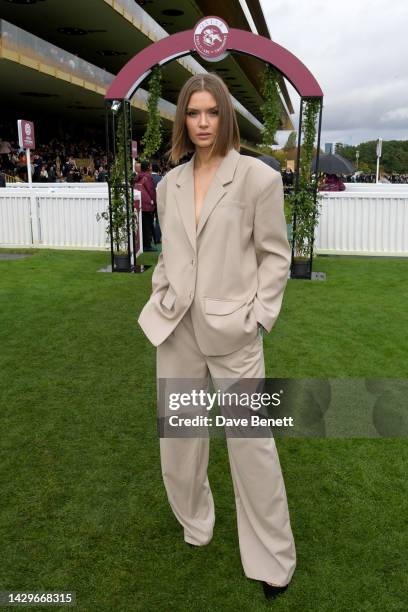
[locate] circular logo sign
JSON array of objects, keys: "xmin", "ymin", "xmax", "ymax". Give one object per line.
[
  {"xmin": 25, "ymin": 123, "xmax": 32, "ymax": 136},
  {"xmin": 193, "ymin": 16, "xmax": 229, "ymax": 62}
]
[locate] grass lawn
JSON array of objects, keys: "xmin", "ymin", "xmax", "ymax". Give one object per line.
[{"xmin": 0, "ymin": 248, "xmax": 407, "ymax": 612}]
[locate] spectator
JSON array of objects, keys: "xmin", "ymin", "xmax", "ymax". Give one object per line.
[
  {"xmin": 63, "ymin": 156, "xmax": 77, "ymax": 178},
  {"xmin": 151, "ymin": 162, "xmax": 162, "ymax": 188},
  {"xmin": 319, "ymin": 173, "xmax": 345, "ymax": 191},
  {"xmin": 151, "ymin": 162, "xmax": 163, "ymax": 244},
  {"xmin": 282, "ymin": 168, "xmax": 294, "ymax": 187},
  {"xmin": 0, "ymin": 137, "xmax": 12, "ymax": 155},
  {"xmin": 37, "ymin": 164, "xmax": 48, "ymax": 182},
  {"xmin": 48, "ymin": 164, "xmax": 57, "ymax": 182},
  {"xmin": 134, "ymin": 160, "xmax": 157, "ymax": 252},
  {"xmin": 97, "ymin": 165, "xmax": 107, "ymax": 182},
  {"xmin": 0, "ymin": 137, "xmax": 12, "ymax": 172}
]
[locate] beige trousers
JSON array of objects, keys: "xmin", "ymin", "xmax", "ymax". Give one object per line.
[{"xmin": 156, "ymin": 308, "xmax": 296, "ymax": 585}]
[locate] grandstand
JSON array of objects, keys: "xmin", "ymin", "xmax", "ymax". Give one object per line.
[{"xmin": 0, "ymin": 0, "xmax": 294, "ymax": 161}]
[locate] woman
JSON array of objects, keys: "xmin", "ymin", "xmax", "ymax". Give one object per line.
[{"xmin": 138, "ymin": 73, "xmax": 296, "ymax": 599}]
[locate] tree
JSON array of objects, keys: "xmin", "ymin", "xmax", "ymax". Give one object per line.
[
  {"xmin": 335, "ymin": 140, "xmax": 408, "ymax": 174},
  {"xmin": 284, "ymin": 131, "xmax": 297, "ymax": 150}
]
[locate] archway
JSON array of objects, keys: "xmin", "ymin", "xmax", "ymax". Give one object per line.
[{"xmin": 104, "ymin": 16, "xmax": 323, "ymax": 277}]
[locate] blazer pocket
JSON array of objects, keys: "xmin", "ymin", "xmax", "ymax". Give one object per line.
[
  {"xmin": 161, "ymin": 285, "xmax": 176, "ymax": 310},
  {"xmin": 204, "ymin": 298, "xmax": 246, "ymax": 315}
]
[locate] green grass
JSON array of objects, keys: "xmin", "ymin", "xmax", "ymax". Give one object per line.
[{"xmin": 0, "ymin": 249, "xmax": 407, "ymax": 611}]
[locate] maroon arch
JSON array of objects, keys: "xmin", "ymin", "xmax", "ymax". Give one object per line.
[{"xmin": 105, "ymin": 28, "xmax": 323, "ymax": 101}]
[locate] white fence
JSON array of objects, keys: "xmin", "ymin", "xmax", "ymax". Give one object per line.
[
  {"xmin": 343, "ymin": 183, "xmax": 408, "ymax": 193},
  {"xmin": 4, "ymin": 182, "xmax": 109, "ymax": 190},
  {"xmin": 0, "ymin": 185, "xmax": 407, "ymax": 256},
  {"xmin": 0, "ymin": 186, "xmax": 142, "ymax": 251},
  {"xmin": 315, "ymin": 190, "xmax": 408, "ymax": 256}
]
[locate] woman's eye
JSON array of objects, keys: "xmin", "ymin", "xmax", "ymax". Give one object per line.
[{"xmin": 186, "ymin": 110, "xmax": 218, "ymax": 116}]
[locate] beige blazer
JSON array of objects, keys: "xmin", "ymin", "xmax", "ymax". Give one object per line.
[{"xmin": 138, "ymin": 147, "xmax": 291, "ymax": 356}]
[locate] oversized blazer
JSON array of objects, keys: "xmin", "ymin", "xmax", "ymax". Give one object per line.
[{"xmin": 137, "ymin": 147, "xmax": 291, "ymax": 357}]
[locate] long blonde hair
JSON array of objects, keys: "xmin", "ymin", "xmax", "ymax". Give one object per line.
[{"xmin": 167, "ymin": 72, "xmax": 240, "ymax": 164}]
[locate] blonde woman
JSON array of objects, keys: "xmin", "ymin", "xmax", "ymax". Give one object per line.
[{"xmin": 138, "ymin": 73, "xmax": 296, "ymax": 600}]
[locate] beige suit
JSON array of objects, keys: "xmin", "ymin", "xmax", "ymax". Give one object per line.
[
  {"xmin": 138, "ymin": 147, "xmax": 296, "ymax": 586},
  {"xmin": 138, "ymin": 147, "xmax": 291, "ymax": 356}
]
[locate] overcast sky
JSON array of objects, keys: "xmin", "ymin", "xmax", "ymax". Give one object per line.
[{"xmin": 260, "ymin": 0, "xmax": 408, "ymax": 148}]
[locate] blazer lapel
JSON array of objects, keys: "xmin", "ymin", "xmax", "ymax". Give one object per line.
[
  {"xmin": 175, "ymin": 148, "xmax": 241, "ymax": 250},
  {"xmin": 174, "ymin": 155, "xmax": 196, "ymax": 253}
]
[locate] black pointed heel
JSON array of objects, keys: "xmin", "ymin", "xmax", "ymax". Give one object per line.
[{"xmin": 262, "ymin": 582, "xmax": 289, "ymax": 599}]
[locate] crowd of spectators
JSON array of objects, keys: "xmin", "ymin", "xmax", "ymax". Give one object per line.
[
  {"xmin": 0, "ymin": 135, "xmax": 109, "ymax": 183},
  {"xmin": 0, "ymin": 133, "xmax": 176, "ymax": 184},
  {"xmin": 349, "ymin": 172, "xmax": 408, "ymax": 183},
  {"xmin": 283, "ymin": 170, "xmax": 408, "ymax": 190},
  {"xmin": 1, "ymin": 131, "xmax": 408, "ymax": 188}
]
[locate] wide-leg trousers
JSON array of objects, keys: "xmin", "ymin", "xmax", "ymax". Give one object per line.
[{"xmin": 156, "ymin": 307, "xmax": 296, "ymax": 585}]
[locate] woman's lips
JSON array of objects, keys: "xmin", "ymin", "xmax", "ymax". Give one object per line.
[{"xmin": 197, "ymin": 134, "xmax": 211, "ymax": 138}]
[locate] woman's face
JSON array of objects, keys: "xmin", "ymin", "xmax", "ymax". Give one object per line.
[{"xmin": 185, "ymin": 90, "xmax": 219, "ymax": 152}]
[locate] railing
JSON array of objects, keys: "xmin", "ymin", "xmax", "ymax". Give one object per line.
[
  {"xmin": 344, "ymin": 183, "xmax": 408, "ymax": 193},
  {"xmin": 5, "ymin": 182, "xmax": 109, "ymax": 189},
  {"xmin": 315, "ymin": 190, "xmax": 408, "ymax": 256},
  {"xmin": 0, "ymin": 186, "xmax": 407, "ymax": 256},
  {"xmin": 1, "ymin": 173, "xmax": 23, "ymax": 183},
  {"xmin": 0, "ymin": 186, "xmax": 142, "ymax": 252}
]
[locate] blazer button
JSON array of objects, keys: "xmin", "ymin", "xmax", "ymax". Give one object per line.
[
  {"xmin": 191, "ymin": 259, "xmax": 195, "ymax": 266},
  {"xmin": 189, "ymin": 291, "xmax": 193, "ymax": 299}
]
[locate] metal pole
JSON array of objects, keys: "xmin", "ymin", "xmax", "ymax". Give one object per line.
[
  {"xmin": 128, "ymin": 104, "xmax": 138, "ymax": 271},
  {"xmin": 26, "ymin": 146, "xmax": 40, "ymax": 246},
  {"xmin": 112, "ymin": 111, "xmax": 116, "ymax": 160},
  {"xmin": 123, "ymin": 101, "xmax": 131, "ymax": 271},
  {"xmin": 26, "ymin": 148, "xmax": 32, "ymax": 185},
  {"xmin": 105, "ymin": 101, "xmax": 114, "ymax": 273},
  {"xmin": 376, "ymin": 138, "xmax": 382, "ymax": 183},
  {"xmin": 111, "ymin": 110, "xmax": 120, "ymax": 253},
  {"xmin": 290, "ymin": 97, "xmax": 304, "ymax": 276},
  {"xmin": 309, "ymin": 97, "xmax": 323, "ymax": 278}
]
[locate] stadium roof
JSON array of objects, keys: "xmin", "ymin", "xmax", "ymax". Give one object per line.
[{"xmin": 0, "ymin": 0, "xmax": 295, "ymax": 150}]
